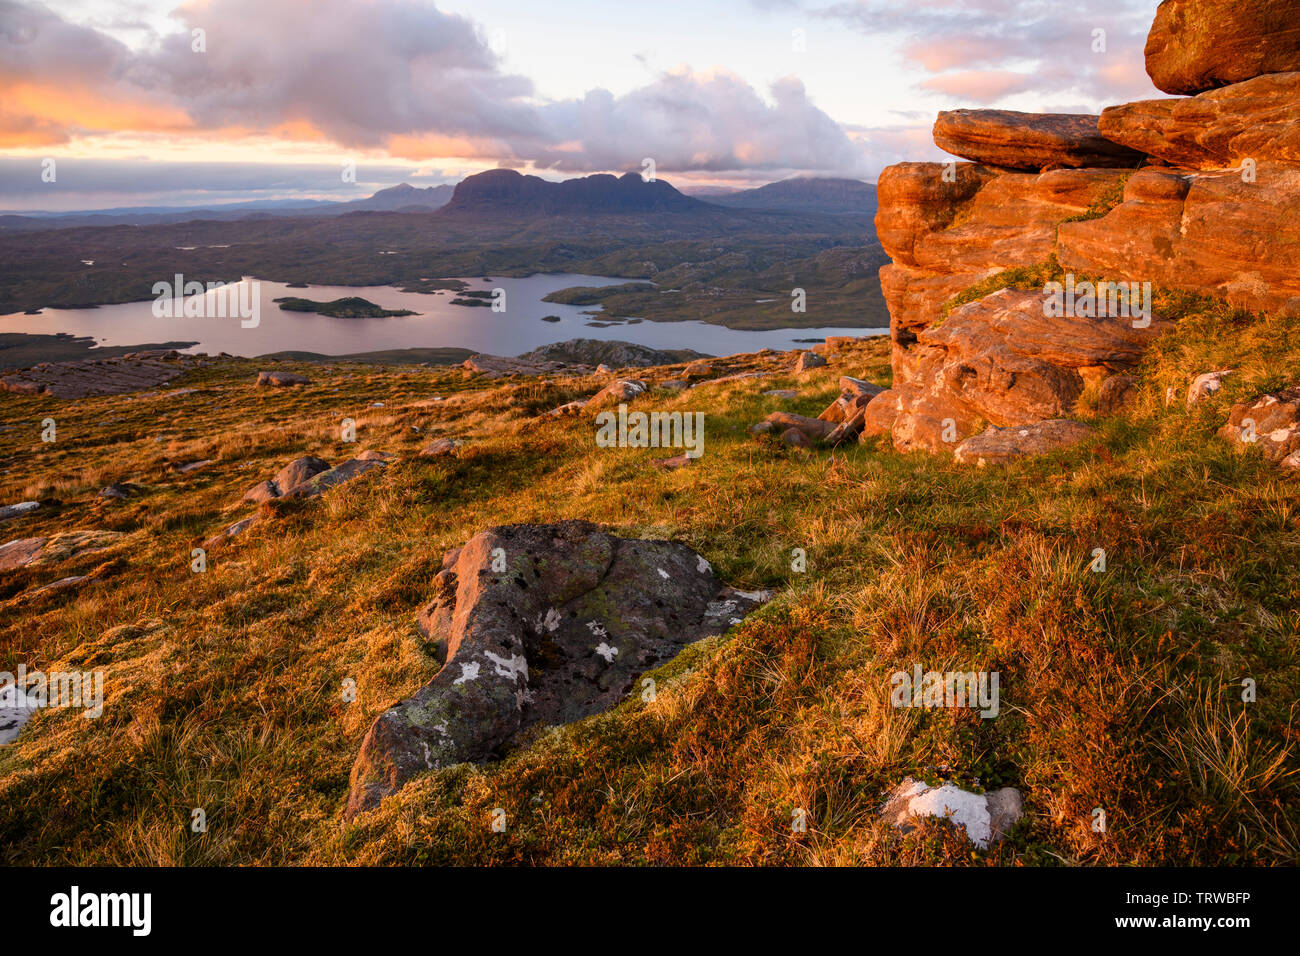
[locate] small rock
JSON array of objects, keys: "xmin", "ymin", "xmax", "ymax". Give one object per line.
[
  {"xmin": 683, "ymin": 360, "xmax": 714, "ymax": 379},
  {"xmin": 202, "ymin": 517, "xmax": 257, "ymax": 550},
  {"xmin": 881, "ymin": 778, "xmax": 1023, "ymax": 848},
  {"xmin": 652, "ymin": 453, "xmax": 694, "ymax": 470},
  {"xmin": 1097, "ymin": 374, "xmax": 1139, "ymax": 415},
  {"xmin": 1187, "ymin": 369, "xmax": 1235, "ymax": 407},
  {"xmin": 0, "ymin": 501, "xmax": 40, "ymax": 522},
  {"xmin": 763, "ymin": 389, "xmax": 799, "ymax": 399},
  {"xmin": 98, "ymin": 483, "xmax": 139, "ymax": 500},
  {"xmin": 658, "ymin": 380, "xmax": 690, "ymax": 391},
  {"xmin": 1220, "ymin": 384, "xmax": 1300, "ymax": 462},
  {"xmin": 420, "ymin": 438, "xmax": 463, "ymax": 458},
  {"xmin": 255, "ymin": 371, "xmax": 311, "ymax": 387},
  {"xmin": 794, "ymin": 351, "xmax": 827, "ymax": 373}
]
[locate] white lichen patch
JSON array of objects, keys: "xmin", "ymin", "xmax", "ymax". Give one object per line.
[
  {"xmin": 696, "ymin": 555, "xmax": 712, "ymax": 574},
  {"xmin": 452, "ymin": 661, "xmax": 481, "ymax": 685},
  {"xmin": 595, "ymin": 642, "xmax": 618, "ymax": 662},
  {"xmin": 484, "ymin": 650, "xmax": 529, "ymax": 682}
]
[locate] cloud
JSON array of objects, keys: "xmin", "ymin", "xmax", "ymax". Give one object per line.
[
  {"xmin": 1, "ymin": 0, "xmax": 873, "ymax": 178},
  {"xmin": 816, "ymin": 0, "xmax": 1162, "ymax": 107}
]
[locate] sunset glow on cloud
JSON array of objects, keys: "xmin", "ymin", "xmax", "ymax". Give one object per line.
[{"xmin": 0, "ymin": 0, "xmax": 1164, "ymax": 208}]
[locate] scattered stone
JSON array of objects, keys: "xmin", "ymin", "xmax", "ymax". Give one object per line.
[
  {"xmin": 0, "ymin": 501, "xmax": 40, "ymax": 522},
  {"xmin": 763, "ymin": 389, "xmax": 799, "ymax": 399},
  {"xmin": 174, "ymin": 459, "xmax": 214, "ymax": 474},
  {"xmin": 255, "ymin": 370, "xmax": 311, "ymax": 387},
  {"xmin": 765, "ymin": 412, "xmax": 837, "ymax": 442},
  {"xmin": 202, "ymin": 517, "xmax": 257, "ymax": 550},
  {"xmin": 97, "ymin": 483, "xmax": 140, "ymax": 500},
  {"xmin": 282, "ymin": 458, "xmax": 386, "ymax": 499},
  {"xmin": 419, "ymin": 438, "xmax": 463, "ymax": 458},
  {"xmin": 933, "ymin": 109, "xmax": 1144, "ymax": 170},
  {"xmin": 652, "ymin": 453, "xmax": 694, "ymax": 470},
  {"xmin": 748, "ymin": 422, "xmax": 774, "ymax": 438},
  {"xmin": 583, "ymin": 379, "xmax": 647, "ymax": 413},
  {"xmin": 683, "ymin": 360, "xmax": 714, "ymax": 379},
  {"xmin": 345, "ymin": 521, "xmax": 769, "ymax": 817},
  {"xmin": 0, "ymin": 682, "xmax": 39, "ymax": 745},
  {"xmin": 0, "ymin": 530, "xmax": 125, "ymax": 571},
  {"xmin": 1220, "ymin": 384, "xmax": 1300, "ymax": 462},
  {"xmin": 658, "ymin": 380, "xmax": 690, "ymax": 391},
  {"xmin": 1187, "ymin": 369, "xmax": 1236, "ymax": 407},
  {"xmin": 355, "ymin": 450, "xmax": 392, "ymax": 461},
  {"xmin": 881, "ymin": 778, "xmax": 1023, "ymax": 848},
  {"xmin": 953, "ymin": 419, "xmax": 1095, "ymax": 466}
]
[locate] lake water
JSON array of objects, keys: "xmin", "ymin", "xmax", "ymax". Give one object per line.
[{"xmin": 0, "ymin": 274, "xmax": 885, "ymax": 358}]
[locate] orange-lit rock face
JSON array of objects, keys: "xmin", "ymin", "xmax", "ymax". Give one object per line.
[
  {"xmin": 934, "ymin": 109, "xmax": 1144, "ymax": 171},
  {"xmin": 1145, "ymin": 0, "xmax": 1300, "ymax": 96},
  {"xmin": 1058, "ymin": 163, "xmax": 1300, "ymax": 317},
  {"xmin": 1099, "ymin": 72, "xmax": 1300, "ymax": 170}
]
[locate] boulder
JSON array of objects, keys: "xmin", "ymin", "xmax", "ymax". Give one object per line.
[
  {"xmin": 934, "ymin": 109, "xmax": 1144, "ymax": 170},
  {"xmin": 764, "ymin": 412, "xmax": 837, "ymax": 441},
  {"xmin": 344, "ymin": 521, "xmax": 768, "ymax": 817},
  {"xmin": 583, "ymin": 379, "xmax": 647, "ymax": 412},
  {"xmin": 242, "ymin": 480, "xmax": 280, "ymax": 505},
  {"xmin": 779, "ymin": 427, "xmax": 813, "ymax": 449},
  {"xmin": 0, "ymin": 501, "xmax": 40, "ymax": 522},
  {"xmin": 271, "ymin": 456, "xmax": 331, "ymax": 494},
  {"xmin": 1219, "ymin": 385, "xmax": 1300, "ymax": 461},
  {"xmin": 1099, "ymin": 72, "xmax": 1300, "ymax": 170},
  {"xmin": 953, "ymin": 419, "xmax": 1095, "ymax": 466},
  {"xmin": 794, "ymin": 351, "xmax": 827, "ymax": 373},
  {"xmin": 255, "ymin": 370, "xmax": 311, "ymax": 387},
  {"xmin": 1097, "ymin": 374, "xmax": 1140, "ymax": 415},
  {"xmin": 1145, "ymin": 0, "xmax": 1300, "ymax": 95},
  {"xmin": 97, "ymin": 482, "xmax": 140, "ymax": 500},
  {"xmin": 881, "ymin": 778, "xmax": 1023, "ymax": 848},
  {"xmin": 282, "ymin": 458, "xmax": 385, "ymax": 499},
  {"xmin": 682, "ymin": 360, "xmax": 714, "ymax": 379}
]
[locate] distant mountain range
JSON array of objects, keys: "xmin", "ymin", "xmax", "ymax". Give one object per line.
[
  {"xmin": 0, "ymin": 183, "xmax": 455, "ymax": 231},
  {"xmin": 0, "ymin": 173, "xmax": 877, "ymax": 234},
  {"xmin": 702, "ymin": 177, "xmax": 878, "ymax": 216}
]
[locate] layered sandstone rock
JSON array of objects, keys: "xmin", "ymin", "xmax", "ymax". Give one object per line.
[
  {"xmin": 1058, "ymin": 164, "xmax": 1300, "ymax": 315},
  {"xmin": 878, "ymin": 289, "xmax": 1168, "ymax": 452},
  {"xmin": 1099, "ymin": 72, "xmax": 1300, "ymax": 169},
  {"xmin": 1145, "ymin": 0, "xmax": 1300, "ymax": 95},
  {"xmin": 934, "ymin": 110, "xmax": 1143, "ymax": 170}
]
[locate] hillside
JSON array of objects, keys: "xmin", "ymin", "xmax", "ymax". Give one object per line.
[
  {"xmin": 708, "ymin": 177, "xmax": 878, "ymax": 216},
  {"xmin": 0, "ymin": 304, "xmax": 1297, "ymax": 863}
]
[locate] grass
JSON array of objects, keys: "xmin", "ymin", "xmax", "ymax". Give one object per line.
[{"xmin": 0, "ymin": 305, "xmax": 1297, "ymax": 866}]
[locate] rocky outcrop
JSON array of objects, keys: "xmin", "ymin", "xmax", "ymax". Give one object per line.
[
  {"xmin": 1057, "ymin": 164, "xmax": 1300, "ymax": 316},
  {"xmin": 518, "ymin": 339, "xmax": 707, "ymax": 369},
  {"xmin": 1145, "ymin": 0, "xmax": 1300, "ymax": 95},
  {"xmin": 0, "ymin": 501, "xmax": 40, "ymax": 522},
  {"xmin": 241, "ymin": 456, "xmax": 331, "ymax": 503},
  {"xmin": 1099, "ymin": 72, "xmax": 1300, "ymax": 170},
  {"xmin": 1220, "ymin": 385, "xmax": 1300, "ymax": 465},
  {"xmin": 871, "ymin": 3, "xmax": 1300, "ymax": 459},
  {"xmin": 876, "ymin": 289, "xmax": 1168, "ymax": 452},
  {"xmin": 934, "ymin": 110, "xmax": 1143, "ymax": 170},
  {"xmin": 345, "ymin": 521, "xmax": 768, "ymax": 817},
  {"xmin": 1, "ymin": 354, "xmax": 196, "ymax": 399}
]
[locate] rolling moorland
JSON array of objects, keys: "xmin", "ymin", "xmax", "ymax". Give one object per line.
[{"xmin": 2, "ymin": 0, "xmax": 1299, "ymax": 867}]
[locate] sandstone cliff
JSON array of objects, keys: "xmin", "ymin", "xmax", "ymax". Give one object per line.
[{"xmin": 868, "ymin": 0, "xmax": 1300, "ymax": 458}]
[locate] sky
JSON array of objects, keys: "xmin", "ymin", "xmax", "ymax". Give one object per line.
[{"xmin": 0, "ymin": 0, "xmax": 1165, "ymax": 210}]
